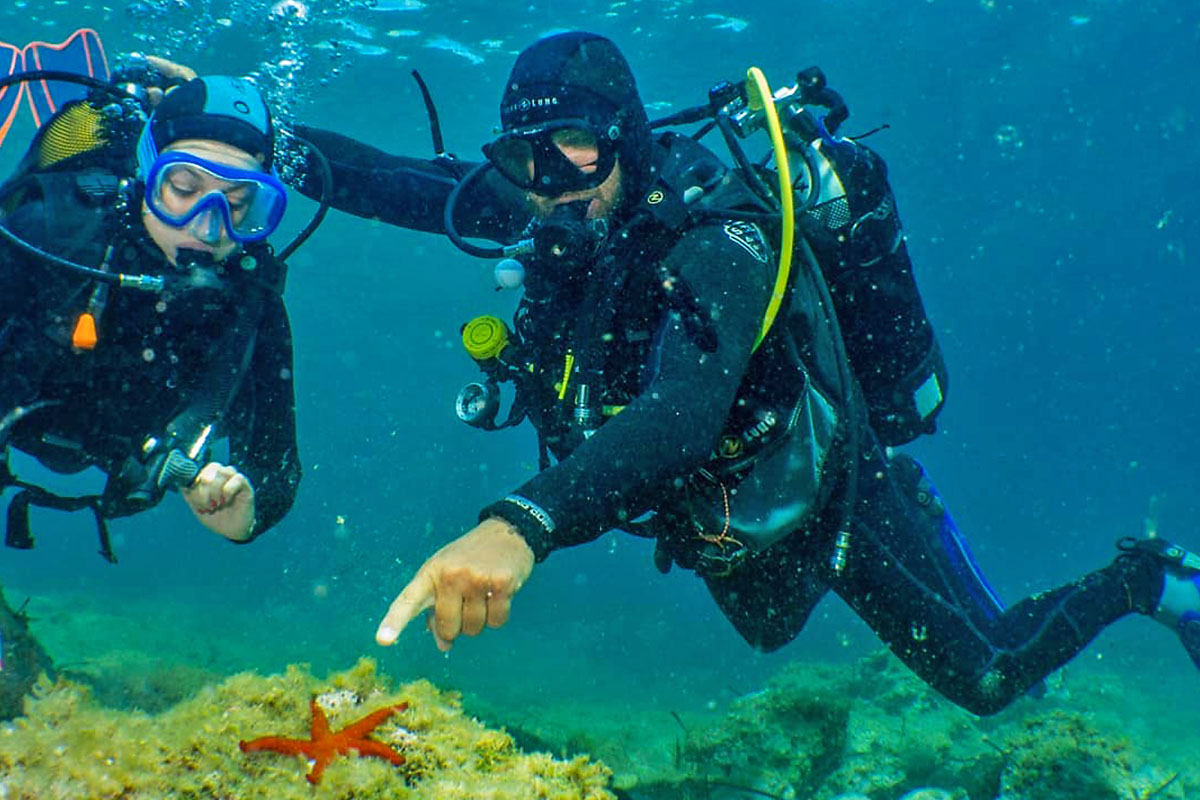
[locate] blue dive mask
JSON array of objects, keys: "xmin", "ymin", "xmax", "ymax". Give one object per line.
[{"xmin": 136, "ymin": 125, "xmax": 287, "ymax": 244}]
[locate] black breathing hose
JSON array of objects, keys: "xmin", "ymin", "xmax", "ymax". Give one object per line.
[
  {"xmin": 277, "ymin": 136, "xmax": 331, "ymax": 262},
  {"xmin": 0, "ymin": 69, "xmax": 146, "ymax": 104},
  {"xmin": 442, "ymin": 161, "xmax": 507, "ymax": 259}
]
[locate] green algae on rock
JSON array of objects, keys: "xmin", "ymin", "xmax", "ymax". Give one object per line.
[
  {"xmin": 489, "ymin": 650, "xmax": 1197, "ymax": 800},
  {"xmin": 680, "ymin": 654, "xmax": 1196, "ymax": 800},
  {"xmin": 0, "ymin": 657, "xmax": 615, "ymax": 799}
]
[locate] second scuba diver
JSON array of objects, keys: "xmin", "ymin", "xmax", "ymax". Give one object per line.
[
  {"xmin": 0, "ymin": 72, "xmax": 301, "ymax": 717},
  {"xmin": 292, "ymin": 32, "xmax": 1200, "ymax": 715}
]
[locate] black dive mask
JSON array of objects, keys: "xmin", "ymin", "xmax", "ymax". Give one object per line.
[{"xmin": 483, "ymin": 118, "xmax": 619, "ymax": 196}]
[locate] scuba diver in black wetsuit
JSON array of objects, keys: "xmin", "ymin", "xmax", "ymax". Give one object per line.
[
  {"xmin": 0, "ymin": 70, "xmax": 305, "ymax": 717},
  {"xmin": 290, "ymin": 31, "xmax": 1199, "ymax": 715}
]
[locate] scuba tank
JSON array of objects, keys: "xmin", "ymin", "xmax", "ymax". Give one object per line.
[
  {"xmin": 646, "ymin": 66, "xmax": 947, "ymax": 446},
  {"xmin": 724, "ymin": 69, "xmax": 945, "ymax": 445}
]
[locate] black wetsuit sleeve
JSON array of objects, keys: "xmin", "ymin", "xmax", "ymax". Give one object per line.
[
  {"xmin": 482, "ymin": 222, "xmax": 775, "ymax": 559},
  {"xmin": 292, "ymin": 125, "xmax": 527, "ymax": 241},
  {"xmin": 228, "ymin": 295, "xmax": 301, "ymax": 539}
]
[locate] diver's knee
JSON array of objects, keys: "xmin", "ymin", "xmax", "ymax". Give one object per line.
[{"xmin": 942, "ymin": 668, "xmax": 1020, "ymax": 717}]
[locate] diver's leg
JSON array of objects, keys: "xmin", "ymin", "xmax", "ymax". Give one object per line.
[{"xmin": 831, "ymin": 450, "xmax": 1163, "ymax": 716}]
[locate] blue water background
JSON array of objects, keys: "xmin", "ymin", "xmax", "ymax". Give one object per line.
[{"xmin": 1, "ymin": 0, "xmax": 1198, "ymax": 713}]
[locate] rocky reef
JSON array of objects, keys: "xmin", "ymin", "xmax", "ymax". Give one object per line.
[
  {"xmin": 0, "ymin": 657, "xmax": 614, "ymax": 799},
  {"xmin": 0, "ymin": 634, "xmax": 1193, "ymax": 800},
  {"xmin": 493, "ymin": 651, "xmax": 1197, "ymax": 800}
]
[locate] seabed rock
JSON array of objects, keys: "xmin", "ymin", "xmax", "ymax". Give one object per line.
[
  {"xmin": 496, "ymin": 651, "xmax": 1198, "ymax": 800},
  {"xmin": 0, "ymin": 657, "xmax": 615, "ymax": 799}
]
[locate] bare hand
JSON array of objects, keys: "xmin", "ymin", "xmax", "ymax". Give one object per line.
[
  {"xmin": 141, "ymin": 55, "xmax": 197, "ymax": 107},
  {"xmin": 376, "ymin": 518, "xmax": 534, "ymax": 652},
  {"xmin": 181, "ymin": 462, "xmax": 256, "ymax": 541},
  {"xmin": 143, "ymin": 54, "xmax": 197, "ymax": 82}
]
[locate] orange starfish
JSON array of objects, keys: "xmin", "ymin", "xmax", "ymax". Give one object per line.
[{"xmin": 239, "ymin": 699, "xmax": 409, "ymax": 785}]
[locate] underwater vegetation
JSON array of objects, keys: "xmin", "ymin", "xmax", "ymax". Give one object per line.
[
  {"xmin": 495, "ymin": 651, "xmax": 1198, "ymax": 800},
  {"xmin": 0, "ymin": 645, "xmax": 1194, "ymax": 800},
  {"xmin": 0, "ymin": 657, "xmax": 614, "ymax": 799}
]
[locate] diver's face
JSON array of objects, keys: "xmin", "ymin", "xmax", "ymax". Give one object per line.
[
  {"xmin": 142, "ymin": 139, "xmax": 263, "ymax": 265},
  {"xmin": 526, "ymin": 137, "xmax": 625, "ymax": 221}
]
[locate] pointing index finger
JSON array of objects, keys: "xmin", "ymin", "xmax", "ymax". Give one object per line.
[{"xmin": 376, "ymin": 570, "xmax": 436, "ymax": 646}]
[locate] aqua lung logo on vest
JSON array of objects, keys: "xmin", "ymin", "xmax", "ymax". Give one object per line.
[
  {"xmin": 504, "ymin": 96, "xmax": 560, "ymax": 116},
  {"xmin": 723, "ymin": 221, "xmax": 769, "ymax": 263}
]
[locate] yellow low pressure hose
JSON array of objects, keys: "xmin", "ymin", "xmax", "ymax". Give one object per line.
[{"xmin": 745, "ymin": 66, "xmax": 795, "ymax": 352}]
